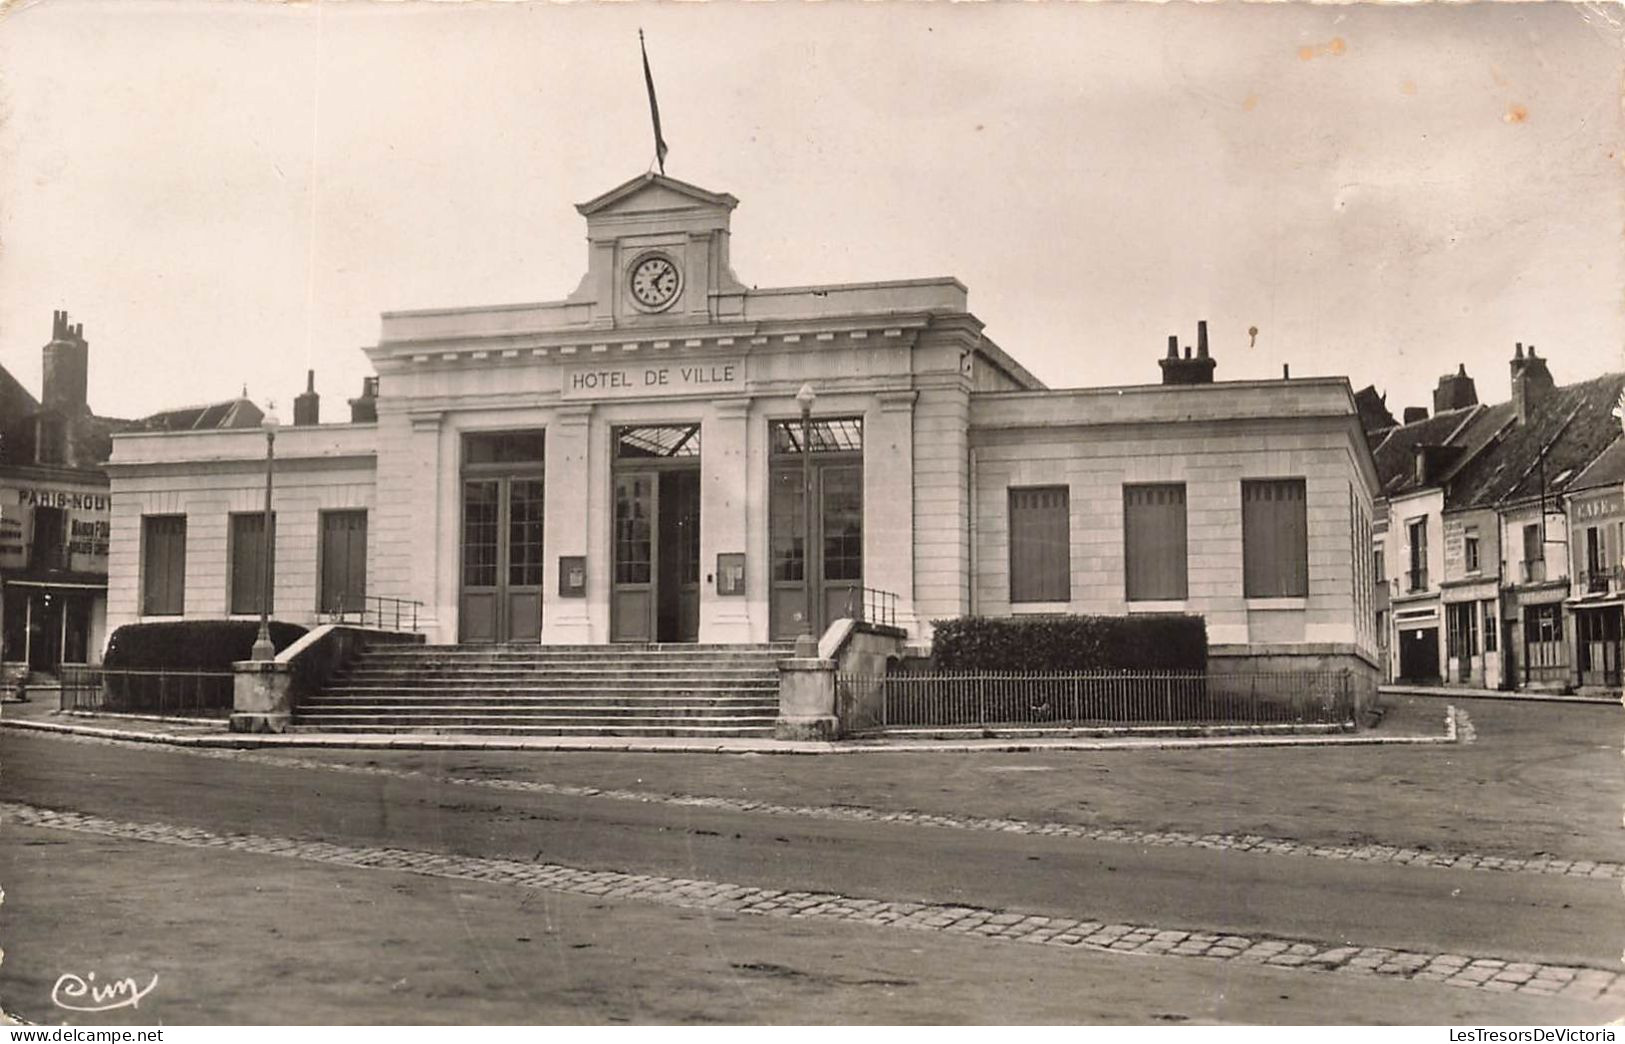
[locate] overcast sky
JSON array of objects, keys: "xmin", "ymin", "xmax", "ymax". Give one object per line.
[{"xmin": 0, "ymin": 1, "xmax": 1621, "ymax": 421}]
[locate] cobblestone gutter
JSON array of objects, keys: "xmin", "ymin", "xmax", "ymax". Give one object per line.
[{"xmin": 4, "ymin": 801, "xmax": 1619, "ymax": 1004}]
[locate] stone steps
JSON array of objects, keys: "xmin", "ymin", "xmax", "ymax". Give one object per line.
[{"xmin": 296, "ymin": 642, "xmax": 788, "ymax": 736}]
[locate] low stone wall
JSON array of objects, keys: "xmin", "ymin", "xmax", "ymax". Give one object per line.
[
  {"xmin": 232, "ymin": 625, "xmax": 424, "ymax": 733},
  {"xmin": 0, "ymin": 661, "xmax": 28, "ymax": 702},
  {"xmin": 779, "ymin": 620, "xmax": 907, "ymax": 740},
  {"xmin": 1209, "ymin": 643, "xmax": 1382, "ymax": 727}
]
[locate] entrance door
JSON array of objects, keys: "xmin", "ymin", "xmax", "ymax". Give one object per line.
[
  {"xmin": 610, "ymin": 425, "xmax": 702, "ymax": 644},
  {"xmin": 768, "ymin": 416, "xmax": 865, "ymax": 641},
  {"xmin": 1398, "ymin": 625, "xmax": 1439, "ymax": 682},
  {"xmin": 458, "ymin": 431, "xmax": 545, "ymax": 644}
]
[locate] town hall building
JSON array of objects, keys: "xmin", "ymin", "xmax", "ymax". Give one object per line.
[{"xmin": 104, "ymin": 172, "xmax": 1382, "ymax": 685}]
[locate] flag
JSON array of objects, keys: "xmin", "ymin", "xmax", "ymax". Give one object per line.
[{"xmin": 640, "ymin": 30, "xmax": 668, "ymax": 174}]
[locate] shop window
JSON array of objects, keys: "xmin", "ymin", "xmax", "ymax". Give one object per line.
[
  {"xmin": 1482, "ymin": 600, "xmax": 1498, "ymax": 653},
  {"xmin": 141, "ymin": 515, "xmax": 187, "ymax": 616},
  {"xmin": 229, "ymin": 512, "xmax": 276, "ymax": 616},
  {"xmin": 1242, "ymin": 479, "xmax": 1309, "ymax": 598},
  {"xmin": 1124, "ymin": 484, "xmax": 1187, "ymax": 601},
  {"xmin": 1009, "ymin": 486, "xmax": 1070, "ymax": 604}
]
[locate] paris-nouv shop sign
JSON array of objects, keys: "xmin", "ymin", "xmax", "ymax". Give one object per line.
[
  {"xmin": 0, "ymin": 484, "xmax": 112, "ymax": 573},
  {"xmin": 562, "ymin": 360, "xmax": 743, "ymax": 401}
]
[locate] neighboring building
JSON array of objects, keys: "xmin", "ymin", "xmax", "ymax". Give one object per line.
[
  {"xmin": 105, "ymin": 172, "xmax": 1382, "ymax": 681},
  {"xmin": 0, "ymin": 312, "xmax": 133, "ymax": 679},
  {"xmin": 1565, "ymin": 437, "xmax": 1625, "ymax": 691},
  {"xmin": 1368, "ymin": 344, "xmax": 1625, "ymax": 693}
]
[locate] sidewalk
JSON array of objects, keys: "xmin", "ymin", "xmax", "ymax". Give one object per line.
[
  {"xmin": 1380, "ymin": 683, "xmax": 1620, "ymax": 706},
  {"xmin": 0, "ymin": 695, "xmax": 1460, "ymax": 754}
]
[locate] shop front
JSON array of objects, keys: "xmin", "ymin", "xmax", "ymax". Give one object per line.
[{"xmin": 0, "ymin": 476, "xmax": 110, "ymax": 674}]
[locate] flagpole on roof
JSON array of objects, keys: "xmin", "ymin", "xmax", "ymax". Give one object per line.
[{"xmin": 639, "ymin": 29, "xmax": 669, "ymax": 176}]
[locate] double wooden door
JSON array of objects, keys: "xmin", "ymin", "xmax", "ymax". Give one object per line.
[
  {"xmin": 459, "ymin": 475, "xmax": 544, "ymax": 643},
  {"xmin": 769, "ymin": 461, "xmax": 863, "ymax": 641},
  {"xmin": 611, "ymin": 468, "xmax": 700, "ymax": 643}
]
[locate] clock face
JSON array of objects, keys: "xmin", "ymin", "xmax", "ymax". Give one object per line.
[{"xmin": 629, "ymin": 255, "xmax": 681, "ymax": 310}]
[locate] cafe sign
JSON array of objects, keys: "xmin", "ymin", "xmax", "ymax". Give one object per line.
[
  {"xmin": 562, "ymin": 360, "xmax": 743, "ymax": 401},
  {"xmin": 1575, "ymin": 491, "xmax": 1624, "ymax": 522}
]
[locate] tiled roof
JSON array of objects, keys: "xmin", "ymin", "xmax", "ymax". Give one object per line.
[
  {"xmin": 1370, "ymin": 405, "xmax": 1480, "ymax": 497},
  {"xmin": 1445, "ymin": 372, "xmax": 1625, "ymax": 509},
  {"xmin": 139, "ymin": 397, "xmax": 264, "ymax": 432},
  {"xmin": 1566, "ymin": 427, "xmax": 1625, "ymax": 493}
]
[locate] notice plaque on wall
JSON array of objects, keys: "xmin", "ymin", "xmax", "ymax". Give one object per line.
[{"xmin": 562, "ymin": 360, "xmax": 743, "ymax": 401}]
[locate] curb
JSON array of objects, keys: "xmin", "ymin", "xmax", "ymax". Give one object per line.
[
  {"xmin": 0, "ymin": 714, "xmax": 1458, "ymax": 754},
  {"xmin": 1381, "ymin": 686, "xmax": 1619, "ymax": 707}
]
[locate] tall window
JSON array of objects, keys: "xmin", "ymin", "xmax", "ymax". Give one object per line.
[
  {"xmin": 1464, "ymin": 527, "xmax": 1480, "ymax": 574},
  {"xmin": 1124, "ymin": 484, "xmax": 1187, "ymax": 601},
  {"xmin": 1373, "ymin": 547, "xmax": 1385, "ymax": 586},
  {"xmin": 1242, "ymin": 479, "xmax": 1308, "ymax": 598},
  {"xmin": 141, "ymin": 515, "xmax": 186, "ymax": 616},
  {"xmin": 1009, "ymin": 486, "xmax": 1070, "ymax": 603},
  {"xmin": 1482, "ymin": 599, "xmax": 1498, "ymax": 653},
  {"xmin": 1522, "ymin": 523, "xmax": 1545, "ymax": 583},
  {"xmin": 1406, "ymin": 517, "xmax": 1428, "ymax": 592},
  {"xmin": 320, "ymin": 511, "xmax": 368, "ymax": 614},
  {"xmin": 229, "ymin": 512, "xmax": 276, "ymax": 616}
]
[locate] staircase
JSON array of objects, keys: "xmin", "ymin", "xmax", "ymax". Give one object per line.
[{"xmin": 292, "ymin": 643, "xmax": 791, "ymax": 736}]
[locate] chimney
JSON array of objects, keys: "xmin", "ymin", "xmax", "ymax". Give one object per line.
[
  {"xmin": 293, "ymin": 370, "xmax": 320, "ymax": 426},
  {"xmin": 1511, "ymin": 342, "xmax": 1555, "ymax": 424},
  {"xmin": 1402, "ymin": 406, "xmax": 1429, "ymax": 425},
  {"xmin": 41, "ymin": 310, "xmax": 89, "ymax": 415},
  {"xmin": 1432, "ymin": 363, "xmax": 1479, "ymax": 413},
  {"xmin": 1157, "ymin": 320, "xmax": 1218, "ymax": 385},
  {"xmin": 348, "ymin": 375, "xmax": 379, "ymax": 423}
]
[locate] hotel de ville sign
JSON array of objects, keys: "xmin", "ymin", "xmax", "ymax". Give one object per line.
[{"xmin": 562, "ymin": 360, "xmax": 743, "ymax": 401}]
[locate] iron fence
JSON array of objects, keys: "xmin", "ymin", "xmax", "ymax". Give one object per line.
[
  {"xmin": 837, "ymin": 669, "xmax": 1356, "ymax": 733},
  {"xmin": 323, "ymin": 595, "xmax": 423, "ymax": 632},
  {"xmin": 58, "ymin": 666, "xmax": 235, "ymax": 717}
]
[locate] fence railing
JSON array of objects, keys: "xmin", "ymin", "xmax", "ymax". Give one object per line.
[
  {"xmin": 841, "ymin": 587, "xmax": 899, "ymax": 629},
  {"xmin": 837, "ymin": 670, "xmax": 1356, "ymax": 733},
  {"xmin": 1579, "ymin": 566, "xmax": 1624, "ymax": 594},
  {"xmin": 58, "ymin": 665, "xmax": 235, "ymax": 717},
  {"xmin": 323, "ymin": 595, "xmax": 423, "ymax": 632}
]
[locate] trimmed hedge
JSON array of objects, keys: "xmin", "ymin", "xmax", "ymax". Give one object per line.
[
  {"xmin": 929, "ymin": 614, "xmax": 1207, "ymax": 672},
  {"xmin": 103, "ymin": 620, "xmax": 309, "ymax": 671}
]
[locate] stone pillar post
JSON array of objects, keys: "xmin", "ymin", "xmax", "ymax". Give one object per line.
[
  {"xmin": 701, "ymin": 397, "xmax": 753, "ymax": 643},
  {"xmin": 776, "ymin": 656, "xmax": 838, "ymax": 741},
  {"xmin": 543, "ymin": 406, "xmax": 594, "ymax": 644},
  {"xmin": 868, "ymin": 391, "xmax": 919, "ymax": 634},
  {"xmin": 231, "ymin": 659, "xmax": 292, "ymax": 733}
]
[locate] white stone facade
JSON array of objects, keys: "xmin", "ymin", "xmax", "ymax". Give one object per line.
[{"xmin": 104, "ymin": 173, "xmax": 1380, "ymax": 669}]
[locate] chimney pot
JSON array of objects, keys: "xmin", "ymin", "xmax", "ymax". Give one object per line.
[
  {"xmin": 1166, "ymin": 335, "xmax": 1178, "ymax": 360},
  {"xmin": 1515, "ymin": 342, "xmax": 1524, "ymax": 360},
  {"xmin": 1183, "ymin": 345, "xmax": 1191, "ymax": 360},
  {"xmin": 1197, "ymin": 320, "xmax": 1210, "ymax": 360},
  {"xmin": 293, "ymin": 370, "xmax": 321, "ymax": 426},
  {"xmin": 1283, "ymin": 364, "xmax": 1290, "ymax": 380}
]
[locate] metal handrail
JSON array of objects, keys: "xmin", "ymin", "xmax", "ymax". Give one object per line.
[
  {"xmin": 325, "ymin": 594, "xmax": 423, "ymax": 632},
  {"xmin": 844, "ymin": 586, "xmax": 899, "ymax": 629}
]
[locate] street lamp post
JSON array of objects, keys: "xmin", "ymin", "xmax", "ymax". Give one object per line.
[
  {"xmin": 250, "ymin": 409, "xmax": 281, "ymax": 662},
  {"xmin": 795, "ymin": 383, "xmax": 817, "ymax": 657}
]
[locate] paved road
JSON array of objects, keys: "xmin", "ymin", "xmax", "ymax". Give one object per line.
[{"xmin": 2, "ymin": 696, "xmax": 1621, "ymax": 1024}]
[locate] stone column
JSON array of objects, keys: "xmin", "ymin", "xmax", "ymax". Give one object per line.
[
  {"xmin": 543, "ymin": 406, "xmax": 593, "ymax": 644},
  {"xmin": 867, "ymin": 391, "xmax": 919, "ymax": 634},
  {"xmin": 775, "ymin": 657, "xmax": 838, "ymax": 740},
  {"xmin": 700, "ymin": 397, "xmax": 753, "ymax": 643}
]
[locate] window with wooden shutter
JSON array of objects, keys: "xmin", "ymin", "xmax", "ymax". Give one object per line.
[
  {"xmin": 1241, "ymin": 479, "xmax": 1308, "ymax": 598},
  {"xmin": 320, "ymin": 511, "xmax": 368, "ymax": 614},
  {"xmin": 229, "ymin": 512, "xmax": 276, "ymax": 616},
  {"xmin": 1124, "ymin": 484, "xmax": 1187, "ymax": 600},
  {"xmin": 141, "ymin": 515, "xmax": 186, "ymax": 616},
  {"xmin": 1008, "ymin": 486, "xmax": 1070, "ymax": 603}
]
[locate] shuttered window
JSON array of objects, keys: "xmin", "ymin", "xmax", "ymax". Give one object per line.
[
  {"xmin": 1009, "ymin": 486, "xmax": 1070, "ymax": 603},
  {"xmin": 229, "ymin": 512, "xmax": 276, "ymax": 616},
  {"xmin": 1242, "ymin": 479, "xmax": 1308, "ymax": 598},
  {"xmin": 141, "ymin": 515, "xmax": 186, "ymax": 616},
  {"xmin": 1124, "ymin": 484, "xmax": 1187, "ymax": 600},
  {"xmin": 320, "ymin": 511, "xmax": 368, "ymax": 614}
]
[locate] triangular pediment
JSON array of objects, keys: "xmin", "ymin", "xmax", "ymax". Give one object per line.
[{"xmin": 576, "ymin": 173, "xmax": 738, "ymax": 218}]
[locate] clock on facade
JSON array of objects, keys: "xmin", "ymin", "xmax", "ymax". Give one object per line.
[{"xmin": 628, "ymin": 254, "xmax": 681, "ymax": 311}]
